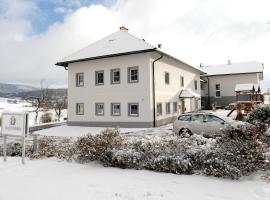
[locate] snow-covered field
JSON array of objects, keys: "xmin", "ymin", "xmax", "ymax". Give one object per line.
[
  {"xmin": 0, "ymin": 97, "xmax": 67, "ymax": 126},
  {"xmin": 0, "ymin": 157, "xmax": 269, "ymax": 200},
  {"xmin": 34, "ymin": 124, "xmax": 172, "ymax": 137}
]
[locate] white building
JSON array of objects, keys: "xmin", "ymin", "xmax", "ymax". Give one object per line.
[
  {"xmin": 200, "ymin": 60, "xmax": 264, "ymax": 109},
  {"xmin": 56, "ymin": 27, "xmax": 203, "ymax": 127}
]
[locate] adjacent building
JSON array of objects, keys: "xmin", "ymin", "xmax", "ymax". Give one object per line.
[
  {"xmin": 56, "ymin": 27, "xmax": 203, "ymax": 127},
  {"xmin": 200, "ymin": 60, "xmax": 264, "ymax": 109}
]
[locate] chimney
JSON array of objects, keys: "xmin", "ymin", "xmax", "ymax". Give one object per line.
[
  {"xmin": 119, "ymin": 26, "xmax": 128, "ymax": 31},
  {"xmin": 228, "ymin": 59, "xmax": 231, "ymax": 65},
  {"xmin": 200, "ymin": 63, "xmax": 203, "ymax": 68},
  {"xmin": 158, "ymin": 44, "xmax": 162, "ymax": 49}
]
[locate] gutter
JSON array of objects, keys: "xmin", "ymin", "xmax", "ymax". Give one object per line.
[{"xmin": 152, "ymin": 52, "xmax": 163, "ymax": 127}]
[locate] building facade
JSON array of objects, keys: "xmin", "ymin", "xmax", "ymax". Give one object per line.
[
  {"xmin": 56, "ymin": 27, "xmax": 203, "ymax": 127},
  {"xmin": 200, "ymin": 61, "xmax": 264, "ymax": 109}
]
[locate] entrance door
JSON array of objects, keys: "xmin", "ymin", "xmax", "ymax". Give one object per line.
[{"xmin": 181, "ymin": 99, "xmax": 185, "ymax": 113}]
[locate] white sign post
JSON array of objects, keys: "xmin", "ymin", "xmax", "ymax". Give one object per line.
[{"xmin": 1, "ymin": 112, "xmax": 29, "ymax": 164}]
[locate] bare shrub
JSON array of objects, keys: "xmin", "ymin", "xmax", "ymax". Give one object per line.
[{"xmin": 40, "ymin": 113, "xmax": 52, "ymax": 123}]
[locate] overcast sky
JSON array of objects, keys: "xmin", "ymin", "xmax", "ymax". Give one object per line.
[{"xmin": 0, "ymin": 0, "xmax": 269, "ymax": 90}]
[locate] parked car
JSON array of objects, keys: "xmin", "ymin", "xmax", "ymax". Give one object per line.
[{"xmin": 173, "ymin": 112, "xmax": 247, "ymax": 137}]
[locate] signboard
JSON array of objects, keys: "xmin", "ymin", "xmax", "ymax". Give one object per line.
[
  {"xmin": 1, "ymin": 112, "xmax": 28, "ymax": 137},
  {"xmin": 1, "ymin": 112, "xmax": 29, "ymax": 164}
]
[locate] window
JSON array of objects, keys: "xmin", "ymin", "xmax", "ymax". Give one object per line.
[
  {"xmin": 180, "ymin": 76, "xmax": 184, "ymax": 87},
  {"xmin": 111, "ymin": 103, "xmax": 121, "ymax": 116},
  {"xmin": 194, "ymin": 80, "xmax": 198, "ymax": 90},
  {"xmin": 216, "ymin": 84, "xmax": 221, "ymax": 97},
  {"xmin": 157, "ymin": 103, "xmax": 162, "ymax": 116},
  {"xmin": 173, "ymin": 102, "xmax": 178, "ymax": 113},
  {"xmin": 166, "ymin": 102, "xmax": 170, "ymax": 114},
  {"xmin": 191, "ymin": 114, "xmax": 204, "ymax": 122},
  {"xmin": 165, "ymin": 72, "xmax": 170, "ymax": 84},
  {"xmin": 128, "ymin": 103, "xmax": 139, "ymax": 117},
  {"xmin": 178, "ymin": 115, "xmax": 191, "ymax": 121},
  {"xmin": 128, "ymin": 67, "xmax": 139, "ymax": 83},
  {"xmin": 111, "ymin": 68, "xmax": 120, "ymax": 84},
  {"xmin": 76, "ymin": 73, "xmax": 84, "ymax": 87},
  {"xmin": 95, "ymin": 103, "xmax": 104, "ymax": 116},
  {"xmin": 206, "ymin": 115, "xmax": 224, "ymax": 123},
  {"xmin": 95, "ymin": 71, "xmax": 104, "ymax": 85},
  {"xmin": 76, "ymin": 103, "xmax": 84, "ymax": 115}
]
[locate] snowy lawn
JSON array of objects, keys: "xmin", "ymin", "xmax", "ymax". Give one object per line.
[
  {"xmin": 0, "ymin": 158, "xmax": 269, "ymax": 200},
  {"xmin": 34, "ymin": 124, "xmax": 172, "ymax": 137},
  {"xmin": 0, "ymin": 97, "xmax": 67, "ymax": 126}
]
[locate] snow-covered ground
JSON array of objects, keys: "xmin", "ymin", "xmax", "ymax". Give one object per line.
[
  {"xmin": 0, "ymin": 97, "xmax": 67, "ymax": 126},
  {"xmin": 0, "ymin": 157, "xmax": 269, "ymax": 200},
  {"xmin": 34, "ymin": 124, "xmax": 172, "ymax": 137}
]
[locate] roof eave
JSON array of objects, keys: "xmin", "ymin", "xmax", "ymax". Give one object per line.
[
  {"xmin": 201, "ymin": 71, "xmax": 263, "ymax": 77},
  {"xmin": 55, "ymin": 48, "xmax": 156, "ymax": 67},
  {"xmin": 155, "ymin": 50, "xmax": 206, "ymax": 74}
]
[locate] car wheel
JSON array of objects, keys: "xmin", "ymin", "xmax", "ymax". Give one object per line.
[{"xmin": 179, "ymin": 128, "xmax": 192, "ymax": 137}]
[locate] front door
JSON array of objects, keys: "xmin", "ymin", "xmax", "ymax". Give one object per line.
[{"xmin": 181, "ymin": 99, "xmax": 185, "ymax": 113}]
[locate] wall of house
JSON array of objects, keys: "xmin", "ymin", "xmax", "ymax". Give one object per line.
[
  {"xmin": 67, "ymin": 53, "xmax": 153, "ymax": 127},
  {"xmin": 201, "ymin": 73, "xmax": 260, "ymax": 109},
  {"xmin": 149, "ymin": 53, "xmax": 201, "ymax": 126}
]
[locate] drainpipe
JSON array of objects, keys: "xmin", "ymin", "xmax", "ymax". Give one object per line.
[
  {"xmin": 206, "ymin": 76, "xmax": 210, "ymax": 109},
  {"xmin": 152, "ymin": 52, "xmax": 163, "ymax": 127}
]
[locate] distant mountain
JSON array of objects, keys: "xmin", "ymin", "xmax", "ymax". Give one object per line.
[
  {"xmin": 0, "ymin": 83, "xmax": 67, "ymax": 99},
  {"xmin": 0, "ymin": 83, "xmax": 37, "ymax": 94}
]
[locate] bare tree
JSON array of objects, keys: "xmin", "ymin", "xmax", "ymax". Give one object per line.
[
  {"xmin": 28, "ymin": 80, "xmax": 49, "ymax": 124},
  {"xmin": 53, "ymin": 96, "xmax": 67, "ymax": 121}
]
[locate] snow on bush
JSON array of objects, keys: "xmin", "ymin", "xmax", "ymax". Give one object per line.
[
  {"xmin": 247, "ymin": 105, "xmax": 270, "ymax": 124},
  {"xmin": 40, "ymin": 113, "xmax": 53, "ymax": 123},
  {"xmin": 0, "ymin": 142, "xmax": 33, "ymax": 157},
  {"xmin": 4, "ymin": 125, "xmax": 270, "ymax": 180},
  {"xmin": 200, "ymin": 125, "xmax": 269, "ymax": 179},
  {"xmin": 74, "ymin": 129, "xmax": 124, "ymax": 163}
]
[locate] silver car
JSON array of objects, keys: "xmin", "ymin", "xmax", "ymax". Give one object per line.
[{"xmin": 173, "ymin": 112, "xmax": 245, "ymax": 137}]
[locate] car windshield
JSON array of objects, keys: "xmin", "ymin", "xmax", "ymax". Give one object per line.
[{"xmin": 206, "ymin": 115, "xmax": 225, "ymax": 123}]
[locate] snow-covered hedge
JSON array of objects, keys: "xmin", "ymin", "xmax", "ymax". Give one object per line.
[
  {"xmin": 247, "ymin": 105, "xmax": 270, "ymax": 124},
  {"xmin": 3, "ymin": 125, "xmax": 269, "ymax": 180},
  {"xmin": 200, "ymin": 124, "xmax": 268, "ymax": 179}
]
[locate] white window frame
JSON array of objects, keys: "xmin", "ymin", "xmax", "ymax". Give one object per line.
[
  {"xmin": 165, "ymin": 72, "xmax": 170, "ymax": 84},
  {"xmin": 128, "ymin": 67, "xmax": 139, "ymax": 83},
  {"xmin": 215, "ymin": 84, "xmax": 221, "ymax": 97},
  {"xmin": 173, "ymin": 102, "xmax": 178, "ymax": 113},
  {"xmin": 157, "ymin": 103, "xmax": 162, "ymax": 116},
  {"xmin": 76, "ymin": 103, "xmax": 84, "ymax": 115},
  {"xmin": 194, "ymin": 80, "xmax": 198, "ymax": 90},
  {"xmin": 95, "ymin": 103, "xmax": 104, "ymax": 116},
  {"xmin": 111, "ymin": 68, "xmax": 120, "ymax": 84},
  {"xmin": 180, "ymin": 76, "xmax": 184, "ymax": 87},
  {"xmin": 128, "ymin": 103, "xmax": 139, "ymax": 117},
  {"xmin": 76, "ymin": 73, "xmax": 84, "ymax": 87},
  {"xmin": 111, "ymin": 103, "xmax": 121, "ymax": 116},
  {"xmin": 95, "ymin": 70, "xmax": 104, "ymax": 85},
  {"xmin": 166, "ymin": 102, "xmax": 171, "ymax": 114}
]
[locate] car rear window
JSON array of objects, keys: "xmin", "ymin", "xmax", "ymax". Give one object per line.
[{"xmin": 178, "ymin": 115, "xmax": 191, "ymax": 121}]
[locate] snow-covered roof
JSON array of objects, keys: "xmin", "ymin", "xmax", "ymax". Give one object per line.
[
  {"xmin": 235, "ymin": 83, "xmax": 260, "ymax": 92},
  {"xmin": 56, "ymin": 29, "xmax": 155, "ymax": 66},
  {"xmin": 201, "ymin": 61, "xmax": 264, "ymax": 76},
  {"xmin": 179, "ymin": 89, "xmax": 200, "ymax": 98},
  {"xmin": 55, "ymin": 28, "xmax": 204, "ymax": 74}
]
